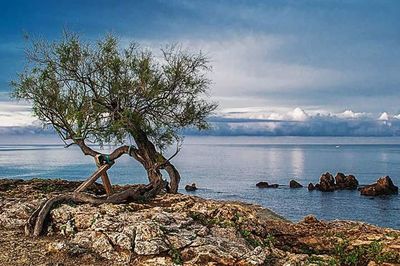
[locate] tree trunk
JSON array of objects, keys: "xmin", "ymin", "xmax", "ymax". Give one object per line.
[
  {"xmin": 162, "ymin": 161, "xmax": 180, "ymax": 193},
  {"xmin": 26, "ymin": 182, "xmax": 160, "ymax": 236},
  {"xmin": 132, "ymin": 129, "xmax": 177, "ymax": 191}
]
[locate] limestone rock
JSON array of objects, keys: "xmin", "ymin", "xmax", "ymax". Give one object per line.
[
  {"xmin": 335, "ymin": 173, "xmax": 359, "ymax": 190},
  {"xmin": 289, "ymin": 180, "xmax": 303, "ymax": 188},
  {"xmin": 256, "ymin": 182, "xmax": 279, "ymax": 188},
  {"xmin": 134, "ymin": 222, "xmax": 169, "ymax": 255},
  {"xmin": 360, "ymin": 176, "xmax": 398, "ymax": 196},
  {"xmin": 312, "ymin": 172, "xmax": 359, "ymax": 192},
  {"xmin": 256, "ymin": 181, "xmax": 269, "ymax": 188},
  {"xmin": 318, "ymin": 172, "xmax": 335, "ymax": 192},
  {"xmin": 301, "ymin": 215, "xmax": 319, "ymax": 224},
  {"xmin": 185, "ymin": 183, "xmax": 197, "ymax": 191}
]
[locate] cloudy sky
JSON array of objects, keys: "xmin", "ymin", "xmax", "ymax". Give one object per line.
[{"xmin": 1, "ymin": 0, "xmax": 400, "ymax": 137}]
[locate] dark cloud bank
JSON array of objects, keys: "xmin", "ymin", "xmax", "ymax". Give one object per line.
[
  {"xmin": 184, "ymin": 116, "xmax": 400, "ymax": 137},
  {"xmin": 1, "ymin": 111, "xmax": 400, "ymax": 138}
]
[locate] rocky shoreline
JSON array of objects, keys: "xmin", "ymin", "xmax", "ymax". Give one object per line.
[{"xmin": 1, "ymin": 178, "xmax": 400, "ymax": 265}]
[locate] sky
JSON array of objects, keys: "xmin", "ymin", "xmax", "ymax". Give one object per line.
[{"xmin": 1, "ymin": 0, "xmax": 400, "ymax": 138}]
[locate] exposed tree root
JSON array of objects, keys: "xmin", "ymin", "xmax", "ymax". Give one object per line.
[{"xmin": 25, "ymin": 182, "xmax": 160, "ymax": 237}]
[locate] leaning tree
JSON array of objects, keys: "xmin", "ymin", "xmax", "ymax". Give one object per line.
[{"xmin": 12, "ymin": 32, "xmax": 217, "ymax": 236}]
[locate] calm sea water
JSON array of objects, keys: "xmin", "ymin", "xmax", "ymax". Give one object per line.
[{"xmin": 1, "ymin": 136, "xmax": 399, "ymax": 229}]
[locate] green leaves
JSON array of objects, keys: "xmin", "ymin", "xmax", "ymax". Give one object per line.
[{"xmin": 12, "ymin": 31, "xmax": 217, "ymax": 150}]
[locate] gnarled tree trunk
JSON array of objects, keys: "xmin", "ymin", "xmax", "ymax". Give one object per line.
[
  {"xmin": 162, "ymin": 161, "xmax": 181, "ymax": 193},
  {"xmin": 26, "ymin": 132, "xmax": 182, "ymax": 236},
  {"xmin": 132, "ymin": 129, "xmax": 180, "ymax": 193}
]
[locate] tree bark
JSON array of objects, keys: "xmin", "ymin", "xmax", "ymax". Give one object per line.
[
  {"xmin": 162, "ymin": 161, "xmax": 180, "ymax": 193},
  {"xmin": 132, "ymin": 130, "xmax": 164, "ymax": 185}
]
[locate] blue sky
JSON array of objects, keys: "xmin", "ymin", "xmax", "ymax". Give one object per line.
[{"xmin": 1, "ymin": 0, "xmax": 400, "ymax": 137}]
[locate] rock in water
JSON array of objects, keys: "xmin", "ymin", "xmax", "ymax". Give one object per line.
[
  {"xmin": 345, "ymin": 174, "xmax": 359, "ymax": 190},
  {"xmin": 335, "ymin": 173, "xmax": 359, "ymax": 190},
  {"xmin": 256, "ymin": 182, "xmax": 269, "ymax": 188},
  {"xmin": 334, "ymin": 172, "xmax": 346, "ymax": 188},
  {"xmin": 360, "ymin": 176, "xmax": 398, "ymax": 196},
  {"xmin": 289, "ymin": 180, "xmax": 303, "ymax": 188},
  {"xmin": 185, "ymin": 183, "xmax": 197, "ymax": 191},
  {"xmin": 256, "ymin": 182, "xmax": 279, "ymax": 188},
  {"xmin": 318, "ymin": 172, "xmax": 335, "ymax": 192},
  {"xmin": 310, "ymin": 172, "xmax": 359, "ymax": 192}
]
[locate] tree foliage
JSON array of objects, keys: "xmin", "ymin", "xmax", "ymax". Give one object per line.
[{"xmin": 12, "ymin": 32, "xmax": 217, "ymax": 150}]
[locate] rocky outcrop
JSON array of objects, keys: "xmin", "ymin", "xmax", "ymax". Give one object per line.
[
  {"xmin": 256, "ymin": 181, "xmax": 269, "ymax": 188},
  {"xmin": 185, "ymin": 183, "xmax": 197, "ymax": 191},
  {"xmin": 335, "ymin": 173, "xmax": 359, "ymax": 190},
  {"xmin": 360, "ymin": 176, "xmax": 399, "ymax": 196},
  {"xmin": 309, "ymin": 172, "xmax": 360, "ymax": 192},
  {"xmin": 289, "ymin": 180, "xmax": 303, "ymax": 188},
  {"xmin": 318, "ymin": 172, "xmax": 336, "ymax": 192},
  {"xmin": 256, "ymin": 182, "xmax": 279, "ymax": 188},
  {"xmin": 1, "ymin": 178, "xmax": 400, "ymax": 265}
]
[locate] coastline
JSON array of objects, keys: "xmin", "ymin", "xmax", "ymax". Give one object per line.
[
  {"xmin": 2, "ymin": 140, "xmax": 400, "ymax": 229},
  {"xmin": 1, "ymin": 178, "xmax": 400, "ymax": 265}
]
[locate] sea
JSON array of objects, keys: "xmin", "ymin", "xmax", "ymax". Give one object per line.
[{"xmin": 1, "ymin": 136, "xmax": 399, "ymax": 229}]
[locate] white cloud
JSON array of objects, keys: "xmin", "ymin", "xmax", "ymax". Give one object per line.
[
  {"xmin": 183, "ymin": 35, "xmax": 348, "ymax": 97},
  {"xmin": 115, "ymin": 32, "xmax": 400, "ymax": 114},
  {"xmin": 337, "ymin": 110, "xmax": 369, "ymax": 119},
  {"xmin": 191, "ymin": 108, "xmax": 400, "ymax": 136},
  {"xmin": 131, "ymin": 33, "xmax": 355, "ymax": 110},
  {"xmin": 0, "ymin": 101, "xmax": 37, "ymax": 127},
  {"xmin": 288, "ymin": 107, "xmax": 309, "ymax": 121},
  {"xmin": 378, "ymin": 112, "xmax": 389, "ymax": 121},
  {"xmin": 218, "ymin": 107, "xmax": 369, "ymax": 122}
]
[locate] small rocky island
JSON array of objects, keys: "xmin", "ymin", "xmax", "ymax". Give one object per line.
[
  {"xmin": 257, "ymin": 172, "xmax": 399, "ymax": 198},
  {"xmin": 1, "ymin": 178, "xmax": 400, "ymax": 266}
]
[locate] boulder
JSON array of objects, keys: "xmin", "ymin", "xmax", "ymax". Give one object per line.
[
  {"xmin": 301, "ymin": 215, "xmax": 319, "ymax": 224},
  {"xmin": 334, "ymin": 172, "xmax": 346, "ymax": 187},
  {"xmin": 256, "ymin": 182, "xmax": 279, "ymax": 188},
  {"xmin": 335, "ymin": 173, "xmax": 359, "ymax": 190},
  {"xmin": 185, "ymin": 183, "xmax": 197, "ymax": 191},
  {"xmin": 318, "ymin": 172, "xmax": 335, "ymax": 192},
  {"xmin": 289, "ymin": 180, "xmax": 303, "ymax": 188},
  {"xmin": 345, "ymin": 174, "xmax": 359, "ymax": 190},
  {"xmin": 360, "ymin": 176, "xmax": 398, "ymax": 196},
  {"xmin": 310, "ymin": 172, "xmax": 359, "ymax": 192},
  {"xmin": 256, "ymin": 182, "xmax": 269, "ymax": 188}
]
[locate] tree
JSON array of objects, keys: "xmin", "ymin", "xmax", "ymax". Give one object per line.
[{"xmin": 12, "ymin": 32, "xmax": 217, "ymax": 236}]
